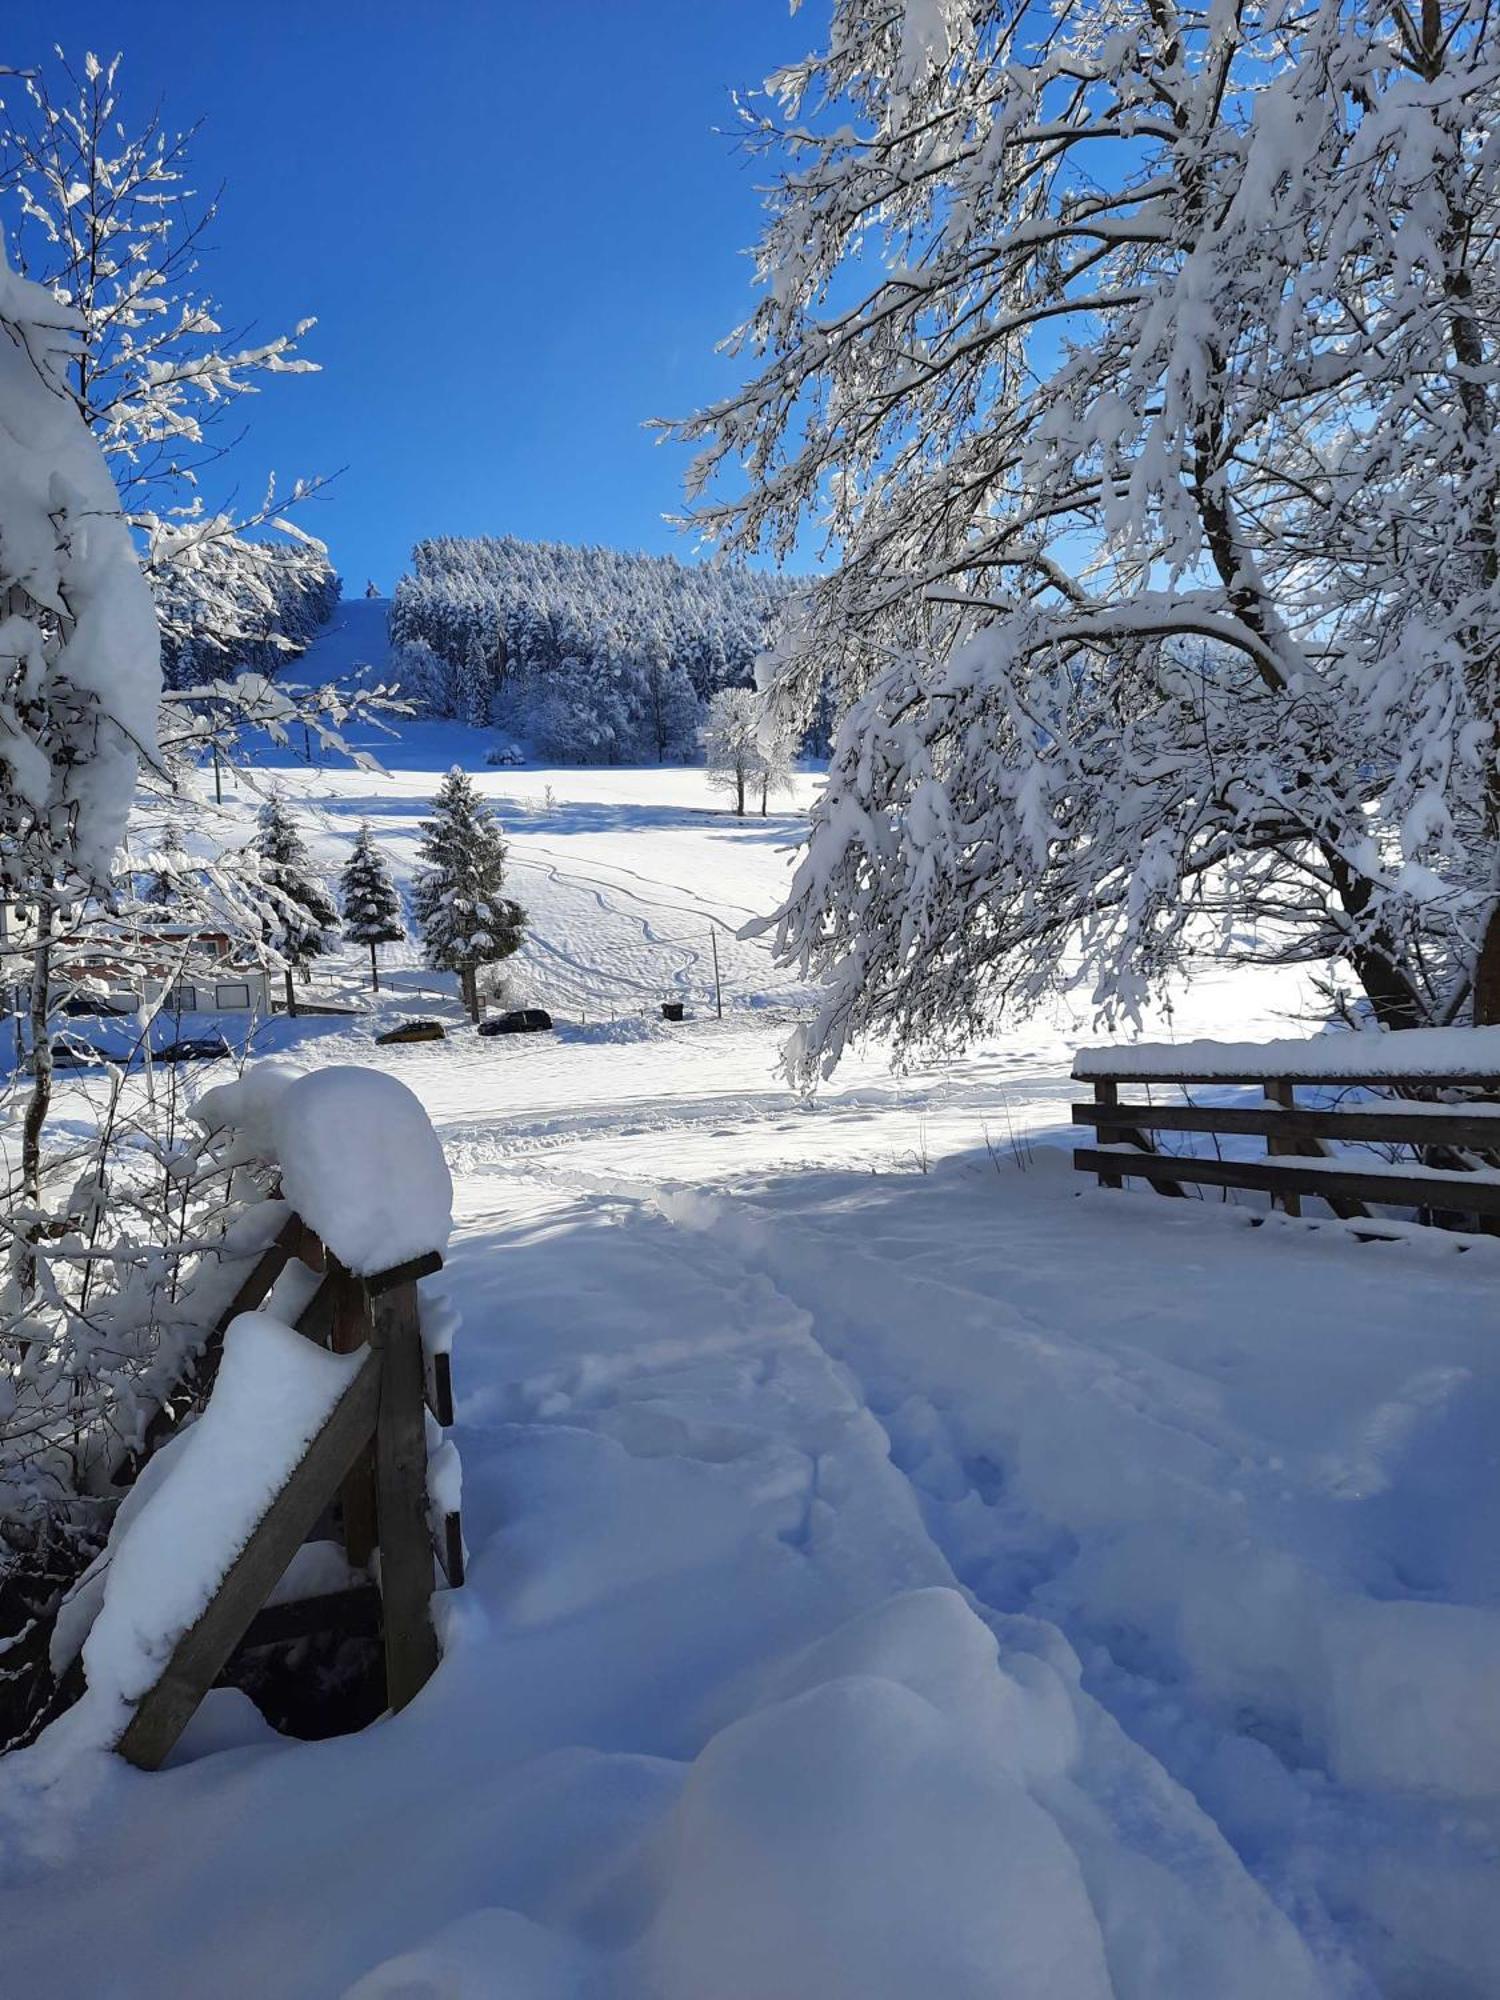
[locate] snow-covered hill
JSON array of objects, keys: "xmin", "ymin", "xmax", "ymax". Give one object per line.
[{"xmin": 3, "ymin": 610, "xmax": 1495, "ymax": 1999}]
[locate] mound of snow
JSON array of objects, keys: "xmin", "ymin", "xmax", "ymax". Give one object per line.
[
  {"xmin": 274, "ymin": 1066, "xmax": 453, "ymax": 1275},
  {"xmin": 553, "ymin": 1017, "xmax": 674, "ymax": 1047}
]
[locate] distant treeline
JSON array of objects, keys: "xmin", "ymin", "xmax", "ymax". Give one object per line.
[{"xmin": 388, "ymin": 534, "xmax": 798, "ymax": 762}]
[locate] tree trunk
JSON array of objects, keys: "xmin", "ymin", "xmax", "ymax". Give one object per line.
[
  {"xmin": 760, "ymin": 775, "xmax": 769, "ymax": 816},
  {"xmin": 284, "ymin": 967, "xmax": 298, "ymax": 1019},
  {"xmin": 20, "ymin": 906, "xmax": 55, "ymax": 1299},
  {"xmin": 735, "ymin": 768, "xmax": 746, "ymax": 816},
  {"xmin": 369, "ymin": 940, "xmax": 380, "ymax": 994},
  {"xmin": 22, "ymin": 908, "xmax": 54, "ymax": 1206},
  {"xmin": 1474, "ymin": 906, "xmax": 1500, "ymax": 1024},
  {"xmin": 461, "ymin": 967, "xmax": 479, "ymax": 1022}
]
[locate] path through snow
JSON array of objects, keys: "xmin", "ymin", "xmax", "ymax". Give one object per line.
[{"xmin": 2, "ymin": 607, "xmax": 1494, "ymax": 1998}]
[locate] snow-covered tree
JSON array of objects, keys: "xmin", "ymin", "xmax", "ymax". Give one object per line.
[
  {"xmin": 412, "ymin": 768, "xmax": 525, "ymax": 1019},
  {"xmin": 703, "ymin": 688, "xmax": 763, "ymax": 816},
  {"xmin": 252, "ymin": 795, "xmax": 339, "ymax": 1016},
  {"xmin": 670, "ymin": 0, "xmax": 1500, "ymax": 1076},
  {"xmin": 644, "ymin": 644, "xmax": 701, "ymax": 764},
  {"xmin": 154, "ymin": 527, "xmax": 340, "ymax": 690},
  {"xmin": 2, "ymin": 51, "xmax": 315, "ymax": 512},
  {"xmin": 140, "ymin": 826, "xmax": 190, "ymax": 908},
  {"xmin": 340, "ymin": 823, "xmax": 405, "ymax": 992},
  {"xmin": 0, "ymin": 250, "xmax": 160, "ymax": 1199},
  {"xmin": 458, "ymin": 630, "xmax": 494, "ymax": 727},
  {"xmin": 754, "ymin": 706, "xmax": 800, "ymax": 817},
  {"xmin": 1, "ymin": 51, "xmax": 331, "ymax": 678}
]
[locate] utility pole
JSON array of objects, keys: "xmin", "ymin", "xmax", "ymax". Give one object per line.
[{"xmin": 710, "ymin": 927, "xmax": 722, "ymax": 1021}]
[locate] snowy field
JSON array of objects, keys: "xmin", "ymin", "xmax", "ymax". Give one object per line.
[{"xmin": 2, "ymin": 602, "xmax": 1497, "ymax": 1998}]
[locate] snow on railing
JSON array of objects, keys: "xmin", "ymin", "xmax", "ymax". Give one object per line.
[
  {"xmin": 1073, "ymin": 1024, "xmax": 1500, "ymax": 1084},
  {"xmin": 42, "ymin": 1062, "xmax": 461, "ymax": 1771},
  {"xmin": 1073, "ymin": 1031, "xmax": 1500, "ymax": 1236}
]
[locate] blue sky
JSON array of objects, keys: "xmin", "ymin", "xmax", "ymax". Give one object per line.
[{"xmin": 9, "ymin": 3, "xmax": 823, "ymax": 591}]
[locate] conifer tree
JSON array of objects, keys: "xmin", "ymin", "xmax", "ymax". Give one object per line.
[
  {"xmin": 253, "ymin": 794, "xmax": 339, "ymax": 1017},
  {"xmin": 340, "ymin": 822, "xmax": 405, "ymax": 993},
  {"xmin": 459, "ymin": 630, "xmax": 493, "ymax": 727},
  {"xmin": 141, "ymin": 826, "xmax": 189, "ymax": 907},
  {"xmin": 412, "ymin": 767, "xmax": 525, "ymax": 1020}
]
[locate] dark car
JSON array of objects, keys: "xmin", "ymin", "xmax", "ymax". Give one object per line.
[
  {"xmin": 376, "ymin": 1019, "xmax": 447, "ymax": 1045},
  {"xmin": 47, "ymin": 1038, "xmax": 108, "ymax": 1071},
  {"xmin": 59, "ymin": 993, "xmax": 132, "ymax": 1019},
  {"xmin": 157, "ymin": 1036, "xmax": 232, "ymax": 1065},
  {"xmin": 478, "ymin": 1008, "xmax": 553, "ymax": 1037}
]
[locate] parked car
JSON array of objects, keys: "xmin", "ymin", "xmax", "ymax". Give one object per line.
[
  {"xmin": 478, "ymin": 1008, "xmax": 553, "ymax": 1037},
  {"xmin": 376, "ymin": 1019, "xmax": 447, "ymax": 1045},
  {"xmin": 47, "ymin": 1038, "xmax": 107, "ymax": 1070},
  {"xmin": 59, "ymin": 993, "xmax": 133, "ymax": 1019},
  {"xmin": 156, "ymin": 1035, "xmax": 232, "ymax": 1065}
]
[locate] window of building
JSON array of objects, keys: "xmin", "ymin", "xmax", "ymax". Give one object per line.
[{"xmin": 216, "ymin": 982, "xmax": 252, "ymax": 1011}]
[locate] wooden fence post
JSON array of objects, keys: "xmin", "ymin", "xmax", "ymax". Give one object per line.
[
  {"xmin": 1264, "ymin": 1081, "xmax": 1301, "ymax": 1215},
  {"xmin": 369, "ymin": 1279, "xmax": 438, "ymax": 1710},
  {"xmin": 116, "ymin": 1350, "xmax": 382, "ymax": 1771},
  {"xmin": 1094, "ymin": 1080, "xmax": 1122, "ymax": 1188},
  {"xmin": 332, "ymin": 1266, "xmax": 379, "ymax": 1568}
]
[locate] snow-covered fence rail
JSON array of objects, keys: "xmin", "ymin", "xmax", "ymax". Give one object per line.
[
  {"xmin": 39, "ymin": 1064, "xmax": 460, "ymax": 1770},
  {"xmin": 1072, "ymin": 1029, "xmax": 1500, "ymax": 1230}
]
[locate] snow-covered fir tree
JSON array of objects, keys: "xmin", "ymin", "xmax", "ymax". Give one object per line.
[
  {"xmin": 459, "ymin": 629, "xmax": 494, "ymax": 727},
  {"xmin": 140, "ymin": 826, "xmax": 190, "ymax": 908},
  {"xmin": 252, "ymin": 794, "xmax": 339, "ymax": 1016},
  {"xmin": 412, "ymin": 768, "xmax": 526, "ymax": 1020},
  {"xmin": 703, "ymin": 689, "xmax": 763, "ymax": 817},
  {"xmin": 340, "ymin": 822, "xmax": 406, "ymax": 992},
  {"xmin": 670, "ymin": 0, "xmax": 1500, "ymax": 1076}
]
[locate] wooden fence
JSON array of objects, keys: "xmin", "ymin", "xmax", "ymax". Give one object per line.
[
  {"xmin": 111, "ymin": 1206, "xmax": 460, "ymax": 1768},
  {"xmin": 1072, "ymin": 1061, "xmax": 1500, "ymax": 1228}
]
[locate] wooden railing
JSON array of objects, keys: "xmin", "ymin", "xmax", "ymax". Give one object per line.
[{"xmin": 1072, "ymin": 1060, "xmax": 1500, "ymax": 1229}]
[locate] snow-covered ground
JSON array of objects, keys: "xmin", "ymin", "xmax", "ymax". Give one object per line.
[{"xmin": 2, "ymin": 600, "xmax": 1496, "ymax": 1999}]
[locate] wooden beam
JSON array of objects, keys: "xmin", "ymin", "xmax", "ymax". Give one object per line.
[
  {"xmin": 1074, "ymin": 1069, "xmax": 1500, "ymax": 1090},
  {"xmin": 330, "ymin": 1265, "xmax": 379, "ymax": 1568},
  {"xmin": 116, "ymin": 1349, "xmax": 382, "ymax": 1771},
  {"xmin": 439, "ymin": 1512, "xmax": 465, "ymax": 1590},
  {"xmin": 370, "ymin": 1282, "xmax": 439, "ymax": 1710},
  {"xmin": 365, "ymin": 1250, "xmax": 444, "ymax": 1298},
  {"xmin": 1072, "ymin": 1101, "xmax": 1500, "ymax": 1150},
  {"xmin": 294, "ymin": 1270, "xmax": 341, "ymax": 1348},
  {"xmin": 1264, "ymin": 1081, "xmax": 1301, "ymax": 1217},
  {"xmin": 1092, "ymin": 1082, "xmax": 1122, "ymax": 1189},
  {"xmin": 232, "ymin": 1583, "xmax": 382, "ymax": 1654},
  {"xmin": 426, "ymin": 1349, "xmax": 455, "ymax": 1428},
  {"xmin": 1072, "ymin": 1147, "xmax": 1500, "ymax": 1218}
]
